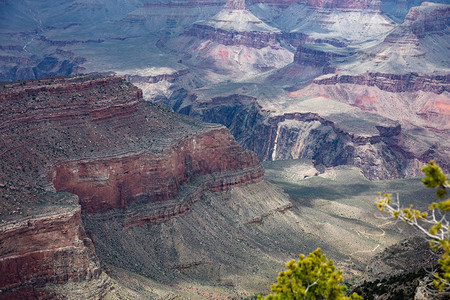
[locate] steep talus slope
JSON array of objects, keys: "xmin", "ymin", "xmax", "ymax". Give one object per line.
[
  {"xmin": 85, "ymin": 160, "xmax": 425, "ymax": 298},
  {"xmin": 0, "ymin": 75, "xmax": 263, "ymax": 298}
]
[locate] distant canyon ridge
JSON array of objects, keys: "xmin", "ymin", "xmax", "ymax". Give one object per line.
[{"xmin": 1, "ymin": 0, "xmax": 448, "ymax": 180}]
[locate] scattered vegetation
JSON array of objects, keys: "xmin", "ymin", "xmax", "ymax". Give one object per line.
[
  {"xmin": 377, "ymin": 160, "xmax": 449, "ymax": 297},
  {"xmin": 259, "ymin": 248, "xmax": 361, "ymax": 299}
]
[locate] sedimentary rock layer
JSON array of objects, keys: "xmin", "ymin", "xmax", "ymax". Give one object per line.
[
  {"xmin": 48, "ymin": 128, "xmax": 263, "ymax": 213},
  {"xmin": 0, "ymin": 75, "xmax": 263, "ymax": 297},
  {"xmin": 185, "ymin": 24, "xmax": 279, "ymax": 49},
  {"xmin": 166, "ymin": 90, "xmax": 447, "ymax": 180},
  {"xmin": 314, "ymin": 73, "xmax": 450, "ymax": 94},
  {"xmin": 0, "ymin": 75, "xmax": 263, "ymax": 214},
  {"xmin": 0, "ymin": 198, "xmax": 112, "ymax": 299}
]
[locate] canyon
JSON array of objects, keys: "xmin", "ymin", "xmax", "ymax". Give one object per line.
[
  {"xmin": 0, "ymin": 0, "xmax": 449, "ymax": 298},
  {"xmin": 0, "ymin": 75, "xmax": 431, "ymax": 299},
  {"xmin": 156, "ymin": 0, "xmax": 449, "ymax": 180},
  {"xmin": 0, "ymin": 75, "xmax": 263, "ymax": 297}
]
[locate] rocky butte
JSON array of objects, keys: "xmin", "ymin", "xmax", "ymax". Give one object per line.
[
  {"xmin": 163, "ymin": 0, "xmax": 294, "ymax": 77},
  {"xmin": 0, "ymin": 75, "xmax": 264, "ymax": 298}
]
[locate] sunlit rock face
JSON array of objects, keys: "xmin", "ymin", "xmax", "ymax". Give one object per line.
[
  {"xmin": 0, "ymin": 204, "xmax": 112, "ymax": 299},
  {"xmin": 294, "ymin": 3, "xmax": 450, "ymax": 133},
  {"xmin": 340, "ymin": 2, "xmax": 450, "ymax": 76},
  {"xmin": 225, "ymin": 0, "xmax": 247, "ymax": 9},
  {"xmin": 0, "ymin": 75, "xmax": 263, "ymax": 297},
  {"xmin": 164, "ymin": 87, "xmax": 443, "ymax": 180},
  {"xmin": 274, "ymin": 3, "xmax": 450, "ymax": 177}
]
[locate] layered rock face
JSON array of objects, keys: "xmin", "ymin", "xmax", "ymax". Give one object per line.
[
  {"xmin": 341, "ymin": 3, "xmax": 450, "ymax": 76},
  {"xmin": 313, "ymin": 73, "xmax": 450, "ymax": 94},
  {"xmin": 381, "ymin": 0, "xmax": 450, "ymax": 22},
  {"xmin": 184, "ymin": 24, "xmax": 279, "ymax": 49},
  {"xmin": 0, "ymin": 75, "xmax": 263, "ymax": 297},
  {"xmin": 164, "ymin": 0, "xmax": 293, "ymax": 77},
  {"xmin": 48, "ymin": 127, "xmax": 262, "ymax": 213},
  {"xmin": 282, "ymin": 0, "xmax": 394, "ymax": 43},
  {"xmin": 403, "ymin": 2, "xmax": 450, "ymax": 36},
  {"xmin": 294, "ymin": 46, "xmax": 344, "ymax": 68},
  {"xmin": 0, "ymin": 202, "xmax": 111, "ymax": 299},
  {"xmin": 302, "ymin": 0, "xmax": 381, "ymax": 9},
  {"xmin": 249, "ymin": 0, "xmax": 381, "ymax": 9},
  {"xmin": 279, "ymin": 3, "xmax": 450, "ymax": 176},
  {"xmin": 165, "ymin": 90, "xmax": 436, "ymax": 180}
]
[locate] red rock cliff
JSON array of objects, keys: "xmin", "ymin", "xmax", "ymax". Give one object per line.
[
  {"xmin": 48, "ymin": 128, "xmax": 262, "ymax": 213},
  {"xmin": 0, "ymin": 75, "xmax": 263, "ymax": 297},
  {"xmin": 0, "ymin": 196, "xmax": 112, "ymax": 299},
  {"xmin": 0, "ymin": 75, "xmax": 263, "ymax": 214}
]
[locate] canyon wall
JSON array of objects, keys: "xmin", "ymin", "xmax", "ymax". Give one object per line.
[
  {"xmin": 49, "ymin": 128, "xmax": 263, "ymax": 213},
  {"xmin": 0, "ymin": 201, "xmax": 112, "ymax": 299},
  {"xmin": 166, "ymin": 91, "xmax": 441, "ymax": 180},
  {"xmin": 0, "ymin": 75, "xmax": 264, "ymax": 297},
  {"xmin": 313, "ymin": 73, "xmax": 450, "ymax": 94},
  {"xmin": 184, "ymin": 24, "xmax": 279, "ymax": 49}
]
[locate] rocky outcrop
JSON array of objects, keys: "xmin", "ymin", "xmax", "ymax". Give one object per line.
[
  {"xmin": 293, "ymin": 46, "xmax": 345, "ymax": 74},
  {"xmin": 378, "ymin": 2, "xmax": 450, "ymax": 53},
  {"xmin": 0, "ymin": 198, "xmax": 112, "ymax": 299},
  {"xmin": 0, "ymin": 75, "xmax": 263, "ymax": 297},
  {"xmin": 249, "ymin": 0, "xmax": 381, "ymax": 9},
  {"xmin": 184, "ymin": 24, "xmax": 280, "ymax": 49},
  {"xmin": 351, "ymin": 237, "xmax": 443, "ymax": 299},
  {"xmin": 303, "ymin": 0, "xmax": 381, "ymax": 9},
  {"xmin": 400, "ymin": 2, "xmax": 449, "ymax": 37},
  {"xmin": 314, "ymin": 73, "xmax": 450, "ymax": 93},
  {"xmin": 343, "ymin": 3, "xmax": 449, "ymax": 76},
  {"xmin": 226, "ymin": 0, "xmax": 246, "ymax": 10},
  {"xmin": 0, "ymin": 55, "xmax": 86, "ymax": 82},
  {"xmin": 121, "ymin": 69, "xmax": 189, "ymax": 84},
  {"xmin": 0, "ymin": 75, "xmax": 263, "ymax": 214},
  {"xmin": 163, "ymin": 0, "xmax": 294, "ymax": 76},
  {"xmin": 48, "ymin": 128, "xmax": 263, "ymax": 213}
]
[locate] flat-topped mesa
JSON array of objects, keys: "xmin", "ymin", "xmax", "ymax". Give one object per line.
[{"xmin": 0, "ymin": 75, "xmax": 263, "ymax": 215}]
